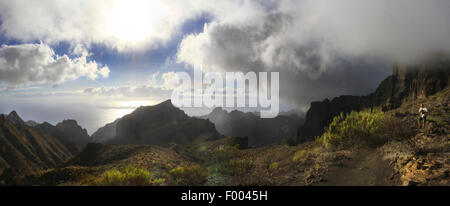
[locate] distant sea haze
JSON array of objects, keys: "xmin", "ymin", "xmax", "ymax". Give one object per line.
[{"xmin": 0, "ymin": 98, "xmax": 133, "ymax": 134}]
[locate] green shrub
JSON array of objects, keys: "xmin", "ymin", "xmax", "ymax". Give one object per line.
[
  {"xmin": 268, "ymin": 162, "xmax": 279, "ymax": 170},
  {"xmin": 317, "ymin": 108, "xmax": 389, "ymax": 148},
  {"xmin": 292, "ymin": 149, "xmax": 310, "ymax": 162},
  {"xmin": 91, "ymin": 166, "xmax": 164, "ymax": 186},
  {"xmin": 168, "ymin": 165, "xmax": 209, "ymax": 186}
]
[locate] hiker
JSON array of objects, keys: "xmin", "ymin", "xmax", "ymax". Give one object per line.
[{"xmin": 418, "ymin": 104, "xmax": 428, "ymax": 129}]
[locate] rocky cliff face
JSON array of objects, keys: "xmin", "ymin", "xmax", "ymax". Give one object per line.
[
  {"xmin": 112, "ymin": 100, "xmax": 223, "ymax": 145},
  {"xmin": 202, "ymin": 107, "xmax": 304, "ymax": 147},
  {"xmin": 297, "ymin": 57, "xmax": 450, "ymax": 144},
  {"xmin": 370, "ymin": 56, "xmax": 450, "ymax": 109}
]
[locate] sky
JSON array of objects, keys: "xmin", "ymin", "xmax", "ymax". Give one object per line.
[{"xmin": 0, "ymin": 0, "xmax": 450, "ymax": 134}]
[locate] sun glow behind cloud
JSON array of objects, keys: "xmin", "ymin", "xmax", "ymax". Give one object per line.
[{"xmin": 107, "ymin": 0, "xmax": 171, "ymax": 48}]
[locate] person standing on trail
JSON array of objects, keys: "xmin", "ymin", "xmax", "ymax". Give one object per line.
[{"xmin": 418, "ymin": 104, "xmax": 428, "ymax": 129}]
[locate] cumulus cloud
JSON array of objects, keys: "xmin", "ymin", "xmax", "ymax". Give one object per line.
[
  {"xmin": 2, "ymin": 0, "xmax": 449, "ymax": 58},
  {"xmin": 0, "ymin": 0, "xmax": 209, "ymax": 51},
  {"xmin": 0, "ymin": 43, "xmax": 109, "ymax": 87}
]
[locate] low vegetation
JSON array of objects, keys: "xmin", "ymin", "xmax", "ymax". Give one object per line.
[
  {"xmin": 167, "ymin": 165, "xmax": 209, "ymax": 186},
  {"xmin": 213, "ymin": 145, "xmax": 240, "ymax": 162},
  {"xmin": 316, "ymin": 108, "xmax": 415, "ymax": 148},
  {"xmin": 317, "ymin": 109, "xmax": 386, "ymax": 147},
  {"xmin": 20, "ymin": 166, "xmax": 95, "ymax": 186},
  {"xmin": 268, "ymin": 162, "xmax": 279, "ymax": 170},
  {"xmin": 84, "ymin": 166, "xmax": 164, "ymax": 186},
  {"xmin": 212, "ymin": 145, "xmax": 253, "ymax": 177},
  {"xmin": 292, "ymin": 149, "xmax": 310, "ymax": 162}
]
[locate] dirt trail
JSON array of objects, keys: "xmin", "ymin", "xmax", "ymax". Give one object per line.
[{"xmin": 314, "ymin": 150, "xmax": 400, "ymax": 186}]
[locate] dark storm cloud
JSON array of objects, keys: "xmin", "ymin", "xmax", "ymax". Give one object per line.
[{"xmin": 177, "ymin": 0, "xmax": 450, "ymax": 108}]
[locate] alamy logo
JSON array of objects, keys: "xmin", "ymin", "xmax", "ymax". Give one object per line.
[{"xmin": 170, "ymin": 65, "xmax": 279, "ymax": 118}]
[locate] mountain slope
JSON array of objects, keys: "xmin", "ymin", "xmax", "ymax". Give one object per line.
[
  {"xmin": 33, "ymin": 122, "xmax": 80, "ymax": 154},
  {"xmin": 0, "ymin": 112, "xmax": 76, "ymax": 181}
]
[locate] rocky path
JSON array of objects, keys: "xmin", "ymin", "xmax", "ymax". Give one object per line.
[{"xmin": 314, "ymin": 149, "xmax": 399, "ymax": 186}]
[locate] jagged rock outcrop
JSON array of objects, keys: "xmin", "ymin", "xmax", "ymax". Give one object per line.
[
  {"xmin": 297, "ymin": 57, "xmax": 450, "ymax": 144},
  {"xmin": 91, "ymin": 118, "xmax": 120, "ymax": 143},
  {"xmin": 5, "ymin": 111, "xmax": 24, "ymax": 125},
  {"xmin": 202, "ymin": 107, "xmax": 304, "ymax": 147},
  {"xmin": 0, "ymin": 112, "xmax": 76, "ymax": 182},
  {"xmin": 112, "ymin": 100, "xmax": 223, "ymax": 145}
]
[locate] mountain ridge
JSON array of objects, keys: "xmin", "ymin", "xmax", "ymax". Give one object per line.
[
  {"xmin": 201, "ymin": 107, "xmax": 304, "ymax": 147},
  {"xmin": 105, "ymin": 100, "xmax": 224, "ymax": 145}
]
